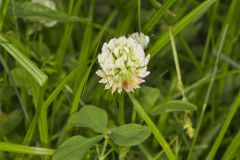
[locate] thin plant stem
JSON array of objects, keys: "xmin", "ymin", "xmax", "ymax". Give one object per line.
[
  {"xmin": 118, "ymin": 92, "xmax": 125, "ymax": 125},
  {"xmin": 103, "ymin": 148, "xmax": 114, "ymax": 160},
  {"xmin": 169, "ymin": 27, "xmax": 185, "ymax": 98},
  {"xmin": 169, "ymin": 27, "xmax": 194, "ymax": 139},
  {"xmin": 99, "ymin": 138, "xmax": 108, "ymax": 160}
]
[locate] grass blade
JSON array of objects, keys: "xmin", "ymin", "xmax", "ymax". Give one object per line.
[
  {"xmin": 221, "ymin": 132, "xmax": 240, "ymax": 160},
  {"xmin": 0, "ymin": 33, "xmax": 48, "ymax": 86},
  {"xmin": 0, "ymin": 0, "xmax": 10, "ymax": 31},
  {"xmin": 0, "ymin": 142, "xmax": 54, "ymax": 155},
  {"xmin": 143, "ymin": 0, "xmax": 176, "ymax": 33}
]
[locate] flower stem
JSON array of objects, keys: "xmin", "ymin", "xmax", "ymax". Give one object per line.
[
  {"xmin": 118, "ymin": 92, "xmax": 125, "ymax": 125},
  {"xmin": 169, "ymin": 27, "xmax": 185, "ymax": 98}
]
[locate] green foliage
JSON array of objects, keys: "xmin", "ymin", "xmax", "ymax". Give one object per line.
[
  {"xmin": 137, "ymin": 86, "xmax": 160, "ymax": 112},
  {"xmin": 110, "ymin": 123, "xmax": 151, "ymax": 147},
  {"xmin": 53, "ymin": 135, "xmax": 103, "ymax": 160},
  {"xmin": 0, "ymin": 109, "xmax": 23, "ymax": 136},
  {"xmin": 14, "ymin": 2, "xmax": 84, "ymax": 23},
  {"xmin": 151, "ymin": 100, "xmax": 197, "ymax": 115},
  {"xmin": 0, "ymin": 33, "xmax": 48, "ymax": 86},
  {"xmin": 11, "ymin": 68, "xmax": 30, "ymax": 88},
  {"xmin": 69, "ymin": 105, "xmax": 108, "ymax": 134}
]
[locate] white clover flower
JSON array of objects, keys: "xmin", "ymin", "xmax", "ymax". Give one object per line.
[
  {"xmin": 96, "ymin": 32, "xmax": 150, "ymax": 93},
  {"xmin": 130, "ymin": 32, "xmax": 150, "ymax": 49},
  {"xmin": 32, "ymin": 0, "xmax": 57, "ymax": 27}
]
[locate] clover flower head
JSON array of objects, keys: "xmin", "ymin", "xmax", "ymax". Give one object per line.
[
  {"xmin": 32, "ymin": 0, "xmax": 57, "ymax": 27},
  {"xmin": 96, "ymin": 32, "xmax": 150, "ymax": 93},
  {"xmin": 130, "ymin": 32, "xmax": 150, "ymax": 49}
]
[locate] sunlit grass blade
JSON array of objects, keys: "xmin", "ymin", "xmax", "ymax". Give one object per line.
[
  {"xmin": 0, "ymin": 142, "xmax": 54, "ymax": 155},
  {"xmin": 222, "ymin": 131, "xmax": 240, "ymax": 160},
  {"xmin": 128, "ymin": 93, "xmax": 177, "ymax": 160},
  {"xmin": 0, "ymin": 33, "xmax": 48, "ymax": 86},
  {"xmin": 148, "ymin": 0, "xmax": 217, "ymax": 57}
]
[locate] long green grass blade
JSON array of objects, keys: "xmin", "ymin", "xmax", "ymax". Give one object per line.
[
  {"xmin": 222, "ymin": 131, "xmax": 240, "ymax": 160},
  {"xmin": 0, "ymin": 33, "xmax": 48, "ymax": 86},
  {"xmin": 0, "ymin": 142, "xmax": 54, "ymax": 155}
]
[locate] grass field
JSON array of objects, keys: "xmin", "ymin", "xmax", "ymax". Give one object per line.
[{"xmin": 0, "ymin": 0, "xmax": 240, "ymax": 159}]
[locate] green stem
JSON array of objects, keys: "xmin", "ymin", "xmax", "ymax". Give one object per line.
[
  {"xmin": 128, "ymin": 93, "xmax": 176, "ymax": 160},
  {"xmin": 118, "ymin": 93, "xmax": 125, "ymax": 125},
  {"xmin": 99, "ymin": 138, "xmax": 108, "ymax": 160},
  {"xmin": 169, "ymin": 27, "xmax": 185, "ymax": 97},
  {"xmin": 118, "ymin": 147, "xmax": 129, "ymax": 160}
]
